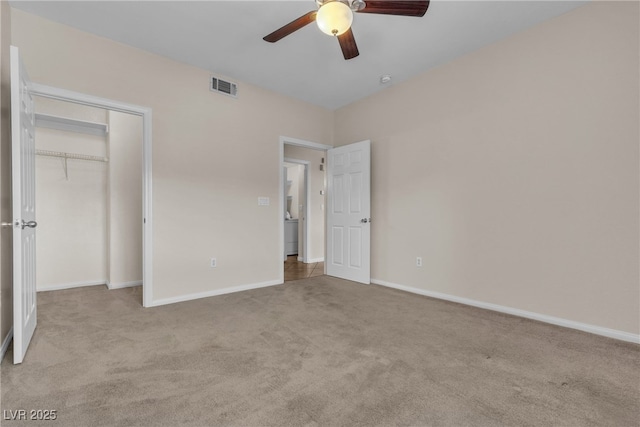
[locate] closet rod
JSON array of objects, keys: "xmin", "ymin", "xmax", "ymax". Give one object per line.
[
  {"xmin": 35, "ymin": 149, "xmax": 108, "ymax": 181},
  {"xmin": 35, "ymin": 149, "xmax": 108, "ymax": 163}
]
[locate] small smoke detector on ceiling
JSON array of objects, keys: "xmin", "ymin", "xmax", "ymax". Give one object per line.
[
  {"xmin": 210, "ymin": 76, "xmax": 238, "ymax": 98},
  {"xmin": 380, "ymin": 74, "xmax": 392, "ymax": 85}
]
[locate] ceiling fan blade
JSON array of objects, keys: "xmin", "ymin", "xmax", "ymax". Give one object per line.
[
  {"xmin": 263, "ymin": 11, "xmax": 317, "ymax": 43},
  {"xmin": 357, "ymin": 1, "xmax": 430, "ymax": 17},
  {"xmin": 338, "ymin": 28, "xmax": 359, "ymax": 60}
]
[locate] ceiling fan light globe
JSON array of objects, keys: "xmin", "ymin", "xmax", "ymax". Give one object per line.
[{"xmin": 316, "ymin": 1, "xmax": 353, "ymax": 37}]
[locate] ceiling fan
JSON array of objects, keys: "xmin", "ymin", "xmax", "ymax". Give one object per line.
[{"xmin": 263, "ymin": 0, "xmax": 430, "ymax": 60}]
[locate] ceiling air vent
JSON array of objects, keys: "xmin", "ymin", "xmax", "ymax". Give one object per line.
[{"xmin": 210, "ymin": 76, "xmax": 238, "ymax": 98}]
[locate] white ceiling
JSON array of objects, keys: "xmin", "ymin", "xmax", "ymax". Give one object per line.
[{"xmin": 11, "ymin": 0, "xmax": 588, "ymax": 110}]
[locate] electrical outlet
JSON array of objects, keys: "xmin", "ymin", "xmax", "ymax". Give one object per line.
[
  {"xmin": 210, "ymin": 258, "xmax": 217, "ymax": 268},
  {"xmin": 416, "ymin": 257, "xmax": 423, "ymax": 267}
]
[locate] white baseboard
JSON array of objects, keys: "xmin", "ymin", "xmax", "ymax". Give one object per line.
[
  {"xmin": 107, "ymin": 280, "xmax": 142, "ymax": 290},
  {"xmin": 297, "ymin": 257, "xmax": 324, "ymax": 263},
  {"xmin": 371, "ymin": 279, "xmax": 640, "ymax": 344},
  {"xmin": 1, "ymin": 327, "xmax": 13, "ymax": 362},
  {"xmin": 149, "ymin": 279, "xmax": 282, "ymax": 307},
  {"xmin": 37, "ymin": 280, "xmax": 107, "ymax": 292}
]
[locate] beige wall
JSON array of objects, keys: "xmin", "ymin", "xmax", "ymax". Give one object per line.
[
  {"xmin": 11, "ymin": 9, "xmax": 333, "ymax": 303},
  {"xmin": 35, "ymin": 99, "xmax": 108, "ymax": 290},
  {"xmin": 107, "ymin": 111, "xmax": 143, "ymax": 287},
  {"xmin": 8, "ymin": 3, "xmax": 637, "ymax": 337},
  {"xmin": 283, "ymin": 145, "xmax": 326, "ymax": 262},
  {"xmin": 334, "ymin": 2, "xmax": 639, "ymax": 334},
  {"xmin": 0, "ymin": 0, "xmax": 11, "ymax": 349}
]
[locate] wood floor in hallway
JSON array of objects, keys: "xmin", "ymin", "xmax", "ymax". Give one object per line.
[{"xmin": 284, "ymin": 255, "xmax": 324, "ymax": 282}]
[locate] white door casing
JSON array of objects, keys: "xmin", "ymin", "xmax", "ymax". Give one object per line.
[
  {"xmin": 29, "ymin": 82, "xmax": 153, "ymax": 308},
  {"xmin": 326, "ymin": 140, "xmax": 371, "ymax": 284},
  {"xmin": 11, "ymin": 46, "xmax": 38, "ymax": 364}
]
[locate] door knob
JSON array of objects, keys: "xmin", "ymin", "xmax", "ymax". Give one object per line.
[{"xmin": 21, "ymin": 220, "xmax": 37, "ymax": 229}]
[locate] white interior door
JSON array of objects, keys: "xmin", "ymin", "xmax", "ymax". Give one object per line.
[
  {"xmin": 326, "ymin": 140, "xmax": 371, "ymax": 284},
  {"xmin": 11, "ymin": 46, "xmax": 38, "ymax": 364}
]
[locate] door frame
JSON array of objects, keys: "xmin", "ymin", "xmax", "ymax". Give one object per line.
[
  {"xmin": 283, "ymin": 158, "xmax": 310, "ymax": 262},
  {"xmin": 30, "ymin": 83, "xmax": 154, "ymax": 307},
  {"xmin": 279, "ymin": 136, "xmax": 332, "ymax": 283}
]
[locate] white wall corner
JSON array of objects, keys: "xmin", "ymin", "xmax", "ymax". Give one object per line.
[
  {"xmin": 371, "ymin": 279, "xmax": 640, "ymax": 344},
  {"xmin": 0, "ymin": 327, "xmax": 13, "ymax": 362}
]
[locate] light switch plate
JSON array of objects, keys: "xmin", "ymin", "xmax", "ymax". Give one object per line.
[{"xmin": 258, "ymin": 197, "xmax": 270, "ymax": 206}]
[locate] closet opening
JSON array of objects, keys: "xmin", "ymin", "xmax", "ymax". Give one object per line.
[
  {"xmin": 280, "ymin": 138, "xmax": 332, "ymax": 283},
  {"xmin": 33, "ymin": 96, "xmax": 144, "ymax": 304}
]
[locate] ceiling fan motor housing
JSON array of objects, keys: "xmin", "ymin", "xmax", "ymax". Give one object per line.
[
  {"xmin": 351, "ymin": 0, "xmax": 366, "ymax": 11},
  {"xmin": 316, "ymin": 0, "xmax": 366, "ymax": 12}
]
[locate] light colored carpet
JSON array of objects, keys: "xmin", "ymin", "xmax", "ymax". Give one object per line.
[{"xmin": 1, "ymin": 276, "xmax": 639, "ymax": 426}]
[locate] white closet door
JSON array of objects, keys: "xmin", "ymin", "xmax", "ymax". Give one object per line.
[{"xmin": 11, "ymin": 45, "xmax": 38, "ymax": 364}]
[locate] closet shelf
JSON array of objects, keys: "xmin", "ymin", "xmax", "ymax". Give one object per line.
[{"xmin": 35, "ymin": 113, "xmax": 109, "ymax": 137}]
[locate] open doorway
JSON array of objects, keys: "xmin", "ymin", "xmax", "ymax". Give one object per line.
[
  {"xmin": 279, "ymin": 137, "xmax": 333, "ymax": 283},
  {"xmin": 29, "ymin": 82, "xmax": 153, "ymax": 308},
  {"xmin": 33, "ymin": 96, "xmax": 143, "ymax": 301},
  {"xmin": 283, "ymin": 159, "xmax": 321, "ymax": 281},
  {"xmin": 283, "ymin": 160, "xmax": 306, "ymax": 258}
]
